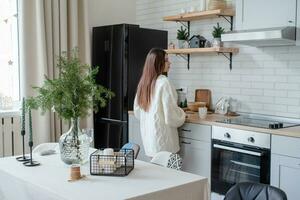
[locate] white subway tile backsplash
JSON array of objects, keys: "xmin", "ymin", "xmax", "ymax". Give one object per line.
[
  {"xmin": 263, "ymin": 46, "xmax": 289, "ymax": 54},
  {"xmin": 275, "ymin": 112, "xmax": 300, "ymax": 118},
  {"xmin": 264, "ymin": 104, "xmax": 287, "ymax": 112},
  {"xmin": 288, "ymin": 91, "xmax": 300, "ymax": 98},
  {"xmin": 288, "ymin": 46, "xmax": 300, "ymax": 53},
  {"xmin": 264, "ymin": 76, "xmax": 287, "ymax": 82},
  {"xmin": 276, "ymin": 69, "xmax": 300, "ymax": 76},
  {"xmin": 275, "ymin": 83, "xmax": 299, "ymax": 90},
  {"xmin": 264, "ymin": 61, "xmax": 288, "ymax": 68},
  {"xmin": 241, "ymin": 61, "xmax": 264, "ymax": 68},
  {"xmin": 211, "ymin": 81, "xmax": 230, "ymax": 87},
  {"xmin": 287, "ymin": 106, "xmax": 300, "ymax": 114},
  {"xmin": 241, "ymin": 89, "xmax": 264, "ymax": 96},
  {"xmin": 241, "ymin": 75, "xmax": 264, "ymax": 82},
  {"xmin": 251, "ymin": 82, "xmax": 274, "ymax": 89},
  {"xmin": 239, "ymin": 47, "xmax": 263, "ymax": 55},
  {"xmin": 220, "ymin": 75, "xmax": 241, "ymax": 81},
  {"xmin": 288, "ymin": 61, "xmax": 300, "ymax": 68},
  {"xmin": 250, "ymin": 96, "xmax": 274, "ymax": 104},
  {"xmin": 230, "ymin": 81, "xmax": 251, "ymax": 88},
  {"xmin": 240, "ymin": 102, "xmax": 264, "ymax": 111},
  {"xmin": 136, "ymin": 0, "xmax": 300, "ymax": 118},
  {"xmin": 202, "ymin": 74, "xmax": 220, "ymax": 81},
  {"xmin": 264, "ymin": 90, "xmax": 288, "ymax": 97},
  {"xmin": 288, "ymin": 76, "xmax": 300, "ymax": 83},
  {"xmin": 275, "ymin": 53, "xmax": 300, "ymax": 61},
  {"xmin": 275, "ymin": 97, "xmax": 299, "ymax": 106},
  {"xmin": 221, "ymin": 88, "xmax": 241, "ymax": 95}
]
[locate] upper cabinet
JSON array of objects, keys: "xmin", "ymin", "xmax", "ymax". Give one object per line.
[{"xmin": 235, "ymin": 0, "xmax": 297, "ymax": 30}]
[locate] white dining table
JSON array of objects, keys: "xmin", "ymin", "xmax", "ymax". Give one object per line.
[{"xmin": 0, "ymin": 152, "xmax": 209, "ymax": 200}]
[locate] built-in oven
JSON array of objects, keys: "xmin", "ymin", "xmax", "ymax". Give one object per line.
[{"xmin": 211, "ymin": 126, "xmax": 270, "ymax": 195}]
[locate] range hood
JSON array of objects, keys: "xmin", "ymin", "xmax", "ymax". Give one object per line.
[{"xmin": 221, "ymin": 27, "xmax": 296, "ymax": 47}]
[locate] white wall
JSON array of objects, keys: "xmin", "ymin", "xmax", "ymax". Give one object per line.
[
  {"xmin": 136, "ymin": 0, "xmax": 300, "ymax": 118},
  {"xmin": 88, "ymin": 0, "xmax": 136, "ymax": 29}
]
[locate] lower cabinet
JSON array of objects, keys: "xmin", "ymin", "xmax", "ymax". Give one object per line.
[
  {"xmin": 271, "ymin": 135, "xmax": 300, "ymax": 200},
  {"xmin": 271, "ymin": 154, "xmax": 300, "ymax": 200},
  {"xmin": 180, "ymin": 137, "xmax": 211, "ymax": 182},
  {"xmin": 179, "ymin": 123, "xmax": 211, "ymax": 182}
]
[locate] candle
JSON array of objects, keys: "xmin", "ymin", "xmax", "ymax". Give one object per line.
[
  {"xmin": 28, "ymin": 108, "xmax": 33, "ymax": 143},
  {"xmin": 21, "ymin": 97, "xmax": 25, "ymax": 132}
]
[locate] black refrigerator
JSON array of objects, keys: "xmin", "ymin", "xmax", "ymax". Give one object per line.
[{"xmin": 92, "ymin": 24, "xmax": 167, "ymax": 149}]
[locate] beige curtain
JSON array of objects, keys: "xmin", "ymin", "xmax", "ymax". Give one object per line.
[{"xmin": 19, "ymin": 0, "xmax": 91, "ymax": 144}]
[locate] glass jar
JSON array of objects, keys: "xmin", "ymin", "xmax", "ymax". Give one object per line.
[{"xmin": 59, "ymin": 118, "xmax": 91, "ymax": 165}]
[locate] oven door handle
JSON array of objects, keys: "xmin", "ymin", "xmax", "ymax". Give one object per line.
[{"xmin": 213, "ymin": 144, "xmax": 262, "ymax": 157}]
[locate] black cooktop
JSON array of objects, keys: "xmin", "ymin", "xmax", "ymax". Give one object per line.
[{"xmin": 217, "ymin": 117, "xmax": 300, "ymax": 129}]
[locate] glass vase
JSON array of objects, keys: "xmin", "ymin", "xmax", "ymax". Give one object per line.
[{"xmin": 59, "ymin": 118, "xmax": 90, "ymax": 165}]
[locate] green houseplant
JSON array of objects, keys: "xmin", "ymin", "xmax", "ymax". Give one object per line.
[
  {"xmin": 177, "ymin": 26, "xmax": 189, "ymax": 48},
  {"xmin": 27, "ymin": 48, "xmax": 114, "ymax": 164},
  {"xmin": 212, "ymin": 23, "xmax": 225, "ymax": 47}
]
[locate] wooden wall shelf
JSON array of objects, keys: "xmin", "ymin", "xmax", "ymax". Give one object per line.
[
  {"xmin": 165, "ymin": 47, "xmax": 239, "ymax": 54},
  {"xmin": 163, "ymin": 9, "xmax": 235, "ymax": 22},
  {"xmin": 163, "ymin": 9, "xmax": 237, "ymax": 70}
]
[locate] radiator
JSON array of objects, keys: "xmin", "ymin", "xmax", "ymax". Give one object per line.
[{"xmin": 0, "ymin": 114, "xmax": 24, "ymax": 157}]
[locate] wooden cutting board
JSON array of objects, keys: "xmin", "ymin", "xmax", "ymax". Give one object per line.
[{"xmin": 195, "ymin": 89, "xmax": 211, "ymax": 109}]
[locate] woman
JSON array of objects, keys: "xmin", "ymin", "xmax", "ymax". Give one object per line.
[{"xmin": 134, "ymin": 48, "xmax": 186, "ymax": 157}]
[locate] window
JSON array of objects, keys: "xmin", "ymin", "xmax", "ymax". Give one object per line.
[{"xmin": 0, "ymin": 0, "xmax": 19, "ymax": 109}]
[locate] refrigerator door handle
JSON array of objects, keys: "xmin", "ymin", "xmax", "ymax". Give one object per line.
[{"xmin": 99, "ymin": 117, "xmax": 128, "ymax": 126}]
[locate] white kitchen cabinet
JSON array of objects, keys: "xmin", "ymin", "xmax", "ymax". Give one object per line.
[
  {"xmin": 180, "ymin": 137, "xmax": 211, "ymax": 182},
  {"xmin": 179, "ymin": 123, "xmax": 211, "ymax": 182},
  {"xmin": 128, "ymin": 115, "xmax": 150, "ymax": 162},
  {"xmin": 271, "ymin": 154, "xmax": 300, "ymax": 200},
  {"xmin": 236, "ymin": 0, "xmax": 297, "ymax": 30},
  {"xmin": 271, "ymin": 135, "xmax": 300, "ymax": 200}
]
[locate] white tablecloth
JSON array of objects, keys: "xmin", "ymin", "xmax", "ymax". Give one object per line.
[{"xmin": 0, "ymin": 153, "xmax": 209, "ymax": 200}]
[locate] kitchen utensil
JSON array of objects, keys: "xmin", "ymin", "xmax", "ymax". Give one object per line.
[{"xmin": 195, "ymin": 89, "xmax": 211, "ymax": 109}]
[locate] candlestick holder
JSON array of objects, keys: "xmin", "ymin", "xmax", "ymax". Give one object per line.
[
  {"xmin": 23, "ymin": 141, "xmax": 40, "ymax": 167},
  {"xmin": 16, "ymin": 130, "xmax": 30, "ymax": 162}
]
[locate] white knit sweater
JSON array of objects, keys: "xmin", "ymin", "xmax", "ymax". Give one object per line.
[{"xmin": 134, "ymin": 75, "xmax": 186, "ymax": 157}]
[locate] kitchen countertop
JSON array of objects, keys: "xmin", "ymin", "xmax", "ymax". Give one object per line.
[{"xmin": 128, "ymin": 111, "xmax": 300, "ymax": 138}]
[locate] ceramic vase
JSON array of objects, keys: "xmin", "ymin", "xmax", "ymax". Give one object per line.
[
  {"xmin": 212, "ymin": 38, "xmax": 223, "ymax": 47},
  {"xmin": 178, "ymin": 40, "xmax": 187, "ymax": 48}
]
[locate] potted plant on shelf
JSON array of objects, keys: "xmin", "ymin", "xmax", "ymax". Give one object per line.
[
  {"xmin": 177, "ymin": 26, "xmax": 189, "ymax": 48},
  {"xmin": 26, "ymin": 48, "xmax": 114, "ymax": 165},
  {"xmin": 212, "ymin": 23, "xmax": 225, "ymax": 47}
]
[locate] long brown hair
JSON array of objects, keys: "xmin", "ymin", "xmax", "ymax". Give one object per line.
[{"xmin": 136, "ymin": 48, "xmax": 166, "ymax": 111}]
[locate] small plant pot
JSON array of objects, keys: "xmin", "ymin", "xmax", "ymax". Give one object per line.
[
  {"xmin": 178, "ymin": 40, "xmax": 188, "ymax": 49},
  {"xmin": 212, "ymin": 38, "xmax": 223, "ymax": 47}
]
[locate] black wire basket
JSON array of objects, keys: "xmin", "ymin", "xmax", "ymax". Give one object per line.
[{"xmin": 90, "ymin": 148, "xmax": 134, "ymax": 176}]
